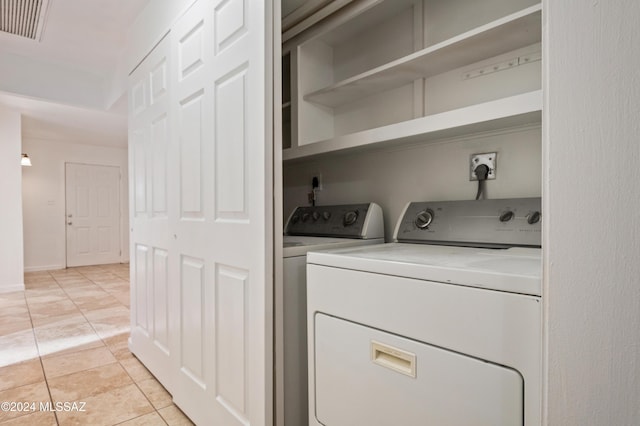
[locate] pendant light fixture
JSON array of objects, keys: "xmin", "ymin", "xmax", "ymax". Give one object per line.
[{"xmin": 21, "ymin": 154, "xmax": 32, "ymax": 167}]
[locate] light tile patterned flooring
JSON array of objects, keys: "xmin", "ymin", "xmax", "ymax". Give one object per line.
[{"xmin": 0, "ymin": 264, "xmax": 194, "ymax": 426}]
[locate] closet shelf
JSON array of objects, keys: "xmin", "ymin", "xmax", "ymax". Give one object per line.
[
  {"xmin": 303, "ymin": 4, "xmax": 542, "ymax": 108},
  {"xmin": 284, "ymin": 90, "xmax": 542, "ymax": 162}
]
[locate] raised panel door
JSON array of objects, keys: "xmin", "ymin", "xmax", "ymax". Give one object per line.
[
  {"xmin": 128, "ymin": 33, "xmax": 176, "ymax": 391},
  {"xmin": 65, "ymin": 163, "xmax": 120, "ymax": 267},
  {"xmin": 170, "ymin": 1, "xmax": 273, "ymax": 425}
]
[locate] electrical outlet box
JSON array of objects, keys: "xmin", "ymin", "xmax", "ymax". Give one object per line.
[{"xmin": 470, "ymin": 153, "xmax": 497, "ymax": 181}]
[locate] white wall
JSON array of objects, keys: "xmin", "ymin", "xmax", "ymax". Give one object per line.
[
  {"xmin": 22, "ymin": 138, "xmax": 129, "ymax": 271},
  {"xmin": 543, "ymin": 0, "xmax": 640, "ymax": 424},
  {"xmin": 284, "ymin": 126, "xmax": 541, "ymax": 241},
  {"xmin": 0, "ymin": 107, "xmax": 24, "ymax": 292},
  {"xmin": 124, "ymin": 0, "xmax": 196, "ymax": 73},
  {"xmin": 0, "ymin": 51, "xmax": 106, "ymax": 110}
]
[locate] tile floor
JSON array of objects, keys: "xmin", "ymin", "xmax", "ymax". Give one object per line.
[{"xmin": 0, "ymin": 264, "xmax": 194, "ymax": 426}]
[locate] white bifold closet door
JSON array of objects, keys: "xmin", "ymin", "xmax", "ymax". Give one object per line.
[
  {"xmin": 128, "ymin": 0, "xmax": 274, "ymax": 425},
  {"xmin": 129, "ymin": 32, "xmax": 174, "ymax": 390}
]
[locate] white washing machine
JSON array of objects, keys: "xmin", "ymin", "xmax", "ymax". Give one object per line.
[
  {"xmin": 306, "ymin": 198, "xmax": 542, "ymax": 426},
  {"xmin": 278, "ymin": 203, "xmax": 384, "ymax": 426}
]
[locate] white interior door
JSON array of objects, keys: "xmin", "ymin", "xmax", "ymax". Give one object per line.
[
  {"xmin": 65, "ymin": 163, "xmax": 121, "ymax": 267},
  {"xmin": 128, "ymin": 33, "xmax": 175, "ymax": 391},
  {"xmin": 169, "ymin": 1, "xmax": 273, "ymax": 425}
]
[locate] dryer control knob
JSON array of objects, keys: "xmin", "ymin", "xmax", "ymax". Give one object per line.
[
  {"xmin": 322, "ymin": 211, "xmax": 331, "ymax": 221},
  {"xmin": 302, "ymin": 213, "xmax": 310, "ymax": 222},
  {"xmin": 312, "ymin": 211, "xmax": 320, "ymax": 221},
  {"xmin": 499, "ymin": 211, "xmax": 514, "ymax": 222},
  {"xmin": 343, "ymin": 211, "xmax": 358, "ymax": 226},
  {"xmin": 527, "ymin": 211, "xmax": 541, "ymax": 224},
  {"xmin": 291, "ymin": 214, "xmax": 300, "ymax": 224},
  {"xmin": 415, "ymin": 209, "xmax": 434, "ymax": 229}
]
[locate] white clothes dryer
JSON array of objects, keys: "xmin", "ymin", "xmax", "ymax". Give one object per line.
[
  {"xmin": 278, "ymin": 203, "xmax": 384, "ymax": 426},
  {"xmin": 307, "ymin": 198, "xmax": 542, "ymax": 426}
]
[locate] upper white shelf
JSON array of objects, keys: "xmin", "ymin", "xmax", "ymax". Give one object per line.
[
  {"xmin": 304, "ymin": 4, "xmax": 542, "ymax": 108},
  {"xmin": 284, "ymin": 90, "xmax": 542, "ymax": 162}
]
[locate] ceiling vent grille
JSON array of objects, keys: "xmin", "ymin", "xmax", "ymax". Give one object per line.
[{"xmin": 0, "ymin": 0, "xmax": 50, "ymax": 41}]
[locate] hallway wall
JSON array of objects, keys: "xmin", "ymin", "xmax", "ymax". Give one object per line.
[
  {"xmin": 22, "ymin": 138, "xmax": 129, "ymax": 271},
  {"xmin": 0, "ymin": 106, "xmax": 24, "ymax": 292}
]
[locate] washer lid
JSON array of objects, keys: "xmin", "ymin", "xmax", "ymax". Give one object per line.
[
  {"xmin": 283, "ymin": 235, "xmax": 384, "ymax": 257},
  {"xmin": 307, "ymin": 243, "xmax": 542, "ymax": 296}
]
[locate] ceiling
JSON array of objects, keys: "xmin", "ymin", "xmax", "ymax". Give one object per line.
[
  {"xmin": 0, "ymin": 91, "xmax": 128, "ymax": 147},
  {"xmin": 0, "ymin": 0, "xmax": 150, "ymax": 147}
]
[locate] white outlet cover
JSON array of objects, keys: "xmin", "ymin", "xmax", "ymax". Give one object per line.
[{"xmin": 470, "ymin": 152, "xmax": 497, "ymax": 181}]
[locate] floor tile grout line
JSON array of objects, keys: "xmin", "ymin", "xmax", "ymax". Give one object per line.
[
  {"xmin": 131, "ymin": 376, "xmax": 175, "ymax": 417},
  {"xmin": 23, "ymin": 270, "xmax": 61, "ymax": 426},
  {"xmin": 111, "ymin": 410, "xmax": 169, "ymax": 426},
  {"xmin": 73, "ymin": 266, "xmax": 177, "ymax": 424},
  {"xmin": 71, "ymin": 265, "xmax": 135, "ymax": 357},
  {"xmin": 65, "ymin": 265, "xmax": 165, "ymax": 426},
  {"xmin": 0, "ymin": 382, "xmax": 58, "ymax": 425},
  {"xmin": 45, "ymin": 274, "xmax": 105, "ymax": 360},
  {"xmin": 49, "ymin": 265, "xmax": 153, "ymax": 425},
  {"xmin": 53, "ymin": 268, "xmax": 126, "ymax": 338},
  {"xmin": 18, "ymin": 265, "xmax": 138, "ymax": 426},
  {"xmin": 38, "ymin": 268, "xmax": 125, "ymax": 374},
  {"xmin": 47, "ymin": 269, "xmax": 129, "ymax": 369}
]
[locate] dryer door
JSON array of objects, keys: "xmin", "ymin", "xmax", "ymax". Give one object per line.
[{"xmin": 314, "ymin": 314, "xmax": 523, "ymax": 426}]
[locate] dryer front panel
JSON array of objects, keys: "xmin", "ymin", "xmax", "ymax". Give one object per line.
[{"xmin": 314, "ymin": 313, "xmax": 523, "ymax": 426}]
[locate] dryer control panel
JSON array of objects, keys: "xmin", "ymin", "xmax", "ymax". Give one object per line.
[
  {"xmin": 285, "ymin": 203, "xmax": 384, "ymax": 239},
  {"xmin": 394, "ymin": 198, "xmax": 541, "ymax": 248}
]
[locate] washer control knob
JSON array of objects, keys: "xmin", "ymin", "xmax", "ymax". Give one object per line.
[
  {"xmin": 312, "ymin": 211, "xmax": 320, "ymax": 221},
  {"xmin": 343, "ymin": 211, "xmax": 358, "ymax": 226},
  {"xmin": 302, "ymin": 212, "xmax": 310, "ymax": 222},
  {"xmin": 499, "ymin": 211, "xmax": 515, "ymax": 222},
  {"xmin": 415, "ymin": 209, "xmax": 434, "ymax": 229},
  {"xmin": 291, "ymin": 214, "xmax": 300, "ymax": 224},
  {"xmin": 527, "ymin": 211, "xmax": 541, "ymax": 224},
  {"xmin": 322, "ymin": 211, "xmax": 332, "ymax": 221}
]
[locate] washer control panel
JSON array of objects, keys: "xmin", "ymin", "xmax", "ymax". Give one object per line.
[
  {"xmin": 394, "ymin": 198, "xmax": 541, "ymax": 247},
  {"xmin": 285, "ymin": 203, "xmax": 384, "ymax": 239}
]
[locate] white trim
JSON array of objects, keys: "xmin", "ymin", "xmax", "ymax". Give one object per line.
[
  {"xmin": 0, "ymin": 284, "xmax": 25, "ymax": 293},
  {"xmin": 541, "ymin": 0, "xmax": 550, "ymax": 424},
  {"xmin": 24, "ymin": 265, "xmax": 65, "ymax": 273}
]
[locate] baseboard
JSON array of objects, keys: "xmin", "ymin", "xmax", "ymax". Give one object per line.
[
  {"xmin": 24, "ymin": 265, "xmax": 66, "ymax": 272},
  {"xmin": 0, "ymin": 283, "xmax": 25, "ymax": 293}
]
